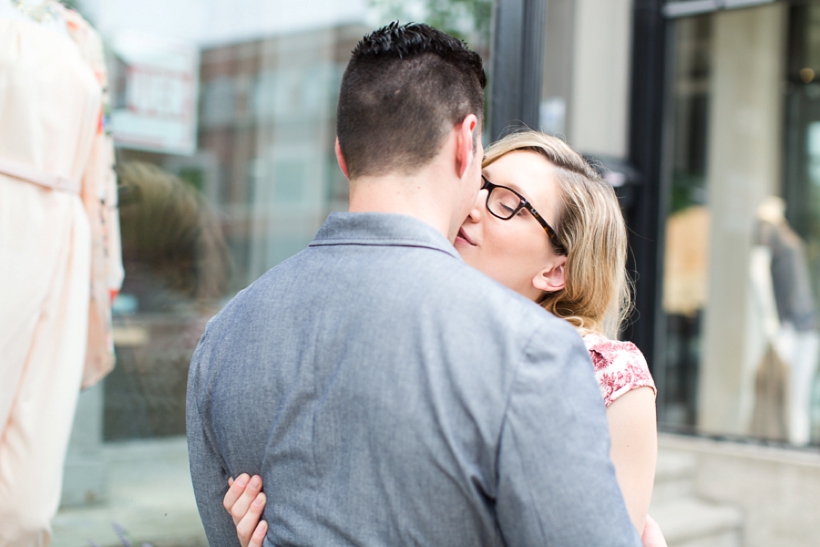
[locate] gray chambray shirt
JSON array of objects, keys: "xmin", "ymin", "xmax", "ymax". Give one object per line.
[{"xmin": 187, "ymin": 212, "xmax": 641, "ymax": 547}]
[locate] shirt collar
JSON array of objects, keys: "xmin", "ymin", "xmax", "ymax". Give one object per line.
[{"xmin": 310, "ymin": 212, "xmax": 462, "ymax": 261}]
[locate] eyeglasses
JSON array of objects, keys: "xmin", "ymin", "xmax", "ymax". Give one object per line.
[{"xmin": 481, "ymin": 175, "xmax": 567, "ymax": 255}]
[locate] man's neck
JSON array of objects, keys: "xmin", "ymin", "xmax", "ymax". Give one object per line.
[{"xmin": 348, "ymin": 172, "xmax": 458, "ymax": 243}]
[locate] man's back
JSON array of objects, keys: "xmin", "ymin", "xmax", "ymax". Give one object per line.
[{"xmin": 187, "ymin": 213, "xmax": 641, "ymax": 546}]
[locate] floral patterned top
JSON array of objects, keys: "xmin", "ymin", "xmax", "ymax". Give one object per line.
[{"xmin": 582, "ymin": 332, "xmax": 656, "ymax": 408}]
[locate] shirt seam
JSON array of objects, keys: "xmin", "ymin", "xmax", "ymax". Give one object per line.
[
  {"xmin": 496, "ymin": 321, "xmax": 550, "ymax": 543},
  {"xmin": 310, "ymin": 239, "xmax": 461, "ymax": 259},
  {"xmin": 312, "ymin": 236, "xmax": 450, "ymax": 245}
]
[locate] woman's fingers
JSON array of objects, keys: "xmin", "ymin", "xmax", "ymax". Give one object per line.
[
  {"xmin": 248, "ymin": 519, "xmax": 268, "ymax": 547},
  {"xmin": 223, "ymin": 473, "xmax": 249, "ymax": 523},
  {"xmin": 223, "ymin": 473, "xmax": 263, "ymax": 525},
  {"xmin": 641, "ymin": 514, "xmax": 668, "ymax": 547},
  {"xmin": 236, "ymin": 492, "xmax": 267, "ymax": 547}
]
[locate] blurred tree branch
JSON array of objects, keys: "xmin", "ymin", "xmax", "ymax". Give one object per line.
[{"xmin": 369, "ymin": 0, "xmax": 492, "ymax": 55}]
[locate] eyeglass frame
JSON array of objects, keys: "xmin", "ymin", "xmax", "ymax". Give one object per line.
[{"xmin": 481, "ymin": 175, "xmax": 567, "ymax": 255}]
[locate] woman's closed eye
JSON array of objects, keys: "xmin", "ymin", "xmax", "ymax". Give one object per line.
[{"xmin": 500, "ymin": 203, "xmax": 517, "ymax": 215}]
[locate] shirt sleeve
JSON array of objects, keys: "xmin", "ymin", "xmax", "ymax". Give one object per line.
[
  {"xmin": 586, "ymin": 335, "xmax": 657, "ymax": 407},
  {"xmin": 495, "ymin": 319, "xmax": 642, "ymax": 546},
  {"xmin": 186, "ymin": 329, "xmax": 242, "ymax": 547}
]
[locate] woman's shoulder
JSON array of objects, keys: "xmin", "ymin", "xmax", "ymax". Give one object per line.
[{"xmin": 582, "ymin": 332, "xmax": 656, "ymax": 407}]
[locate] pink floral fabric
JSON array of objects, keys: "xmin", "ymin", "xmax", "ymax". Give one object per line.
[{"xmin": 583, "ymin": 332, "xmax": 656, "ymax": 407}]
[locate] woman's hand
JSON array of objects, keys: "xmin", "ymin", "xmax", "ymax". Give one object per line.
[
  {"xmin": 642, "ymin": 514, "xmax": 668, "ymax": 547},
  {"xmin": 223, "ymin": 473, "xmax": 268, "ymax": 547}
]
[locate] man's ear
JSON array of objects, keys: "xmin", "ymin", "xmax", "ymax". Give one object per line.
[
  {"xmin": 532, "ymin": 255, "xmax": 567, "ymax": 293},
  {"xmin": 335, "ymin": 138, "xmax": 349, "ymax": 179},
  {"xmin": 456, "ymin": 114, "xmax": 478, "ymax": 179}
]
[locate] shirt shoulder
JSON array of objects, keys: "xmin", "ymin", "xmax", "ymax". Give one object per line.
[{"xmin": 582, "ymin": 332, "xmax": 656, "ymax": 407}]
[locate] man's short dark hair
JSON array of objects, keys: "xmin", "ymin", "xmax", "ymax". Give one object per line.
[{"xmin": 337, "ymin": 22, "xmax": 487, "ymax": 179}]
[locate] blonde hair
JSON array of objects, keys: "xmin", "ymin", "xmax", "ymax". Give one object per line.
[{"xmin": 482, "ymin": 130, "xmax": 631, "ymax": 338}]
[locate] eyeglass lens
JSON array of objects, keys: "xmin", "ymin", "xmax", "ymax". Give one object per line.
[{"xmin": 487, "ymin": 186, "xmax": 523, "ymax": 219}]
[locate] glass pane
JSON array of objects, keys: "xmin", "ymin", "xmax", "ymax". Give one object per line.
[
  {"xmin": 51, "ymin": 1, "xmax": 492, "ymax": 544},
  {"xmin": 658, "ymin": 3, "xmax": 820, "ymax": 448}
]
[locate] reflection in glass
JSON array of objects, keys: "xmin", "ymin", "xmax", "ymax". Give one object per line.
[{"xmin": 107, "ymin": 162, "xmax": 230, "ymax": 441}]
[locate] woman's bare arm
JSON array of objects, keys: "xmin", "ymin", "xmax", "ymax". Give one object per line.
[{"xmin": 605, "ymin": 386, "xmax": 658, "ymax": 533}]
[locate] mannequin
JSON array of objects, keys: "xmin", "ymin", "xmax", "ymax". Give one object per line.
[
  {"xmin": 0, "ymin": 2, "xmax": 123, "ymax": 544},
  {"xmin": 748, "ymin": 197, "xmax": 819, "ymax": 445}
]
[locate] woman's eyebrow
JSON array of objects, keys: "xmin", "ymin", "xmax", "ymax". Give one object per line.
[
  {"xmin": 485, "ymin": 174, "xmax": 536, "ymax": 204},
  {"xmin": 500, "ymin": 179, "xmax": 529, "ymax": 199}
]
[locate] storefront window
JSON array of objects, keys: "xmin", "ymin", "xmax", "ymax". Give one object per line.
[
  {"xmin": 659, "ymin": 2, "xmax": 820, "ymax": 447},
  {"xmin": 54, "ymin": 1, "xmax": 492, "ymax": 544}
]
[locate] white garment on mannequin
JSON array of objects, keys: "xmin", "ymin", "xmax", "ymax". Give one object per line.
[
  {"xmin": 751, "ymin": 196, "xmax": 820, "ymax": 444},
  {"xmin": 0, "ymin": 8, "xmax": 106, "ymax": 542},
  {"xmin": 775, "ymin": 323, "xmax": 820, "ymax": 446},
  {"xmin": 0, "ymin": 0, "xmax": 68, "ymax": 36}
]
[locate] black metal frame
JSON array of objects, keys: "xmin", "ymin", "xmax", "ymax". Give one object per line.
[
  {"xmin": 488, "ymin": 0, "xmax": 547, "ymax": 141},
  {"xmin": 783, "ymin": 1, "xmax": 812, "ymax": 237},
  {"xmin": 624, "ymin": 0, "xmax": 669, "ymax": 391}
]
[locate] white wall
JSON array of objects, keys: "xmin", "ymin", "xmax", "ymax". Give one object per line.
[{"xmin": 569, "ymin": 0, "xmax": 633, "ymax": 158}]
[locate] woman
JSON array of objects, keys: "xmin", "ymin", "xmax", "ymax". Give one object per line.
[{"xmin": 223, "ymin": 130, "xmax": 659, "ymax": 546}]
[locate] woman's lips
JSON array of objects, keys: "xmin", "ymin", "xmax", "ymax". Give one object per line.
[{"xmin": 456, "ymin": 228, "xmax": 476, "ymax": 246}]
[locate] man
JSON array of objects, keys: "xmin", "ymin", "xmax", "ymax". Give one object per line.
[{"xmin": 187, "ymin": 22, "xmax": 642, "ymax": 546}]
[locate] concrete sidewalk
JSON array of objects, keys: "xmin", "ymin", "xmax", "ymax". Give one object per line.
[{"xmin": 52, "ymin": 437, "xmax": 207, "ymax": 547}]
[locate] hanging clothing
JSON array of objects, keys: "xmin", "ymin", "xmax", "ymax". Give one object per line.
[
  {"xmin": 663, "ymin": 205, "xmax": 710, "ymax": 317},
  {"xmin": 0, "ymin": 4, "xmax": 123, "ymax": 544}
]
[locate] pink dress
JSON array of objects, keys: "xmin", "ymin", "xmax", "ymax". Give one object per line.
[{"xmin": 582, "ymin": 332, "xmax": 656, "ymax": 408}]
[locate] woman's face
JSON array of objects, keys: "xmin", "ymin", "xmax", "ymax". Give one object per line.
[{"xmin": 454, "ymin": 150, "xmax": 567, "ymax": 301}]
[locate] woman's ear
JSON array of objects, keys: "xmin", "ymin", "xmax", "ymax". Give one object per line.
[{"xmin": 532, "ymin": 255, "xmax": 567, "ymax": 293}]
